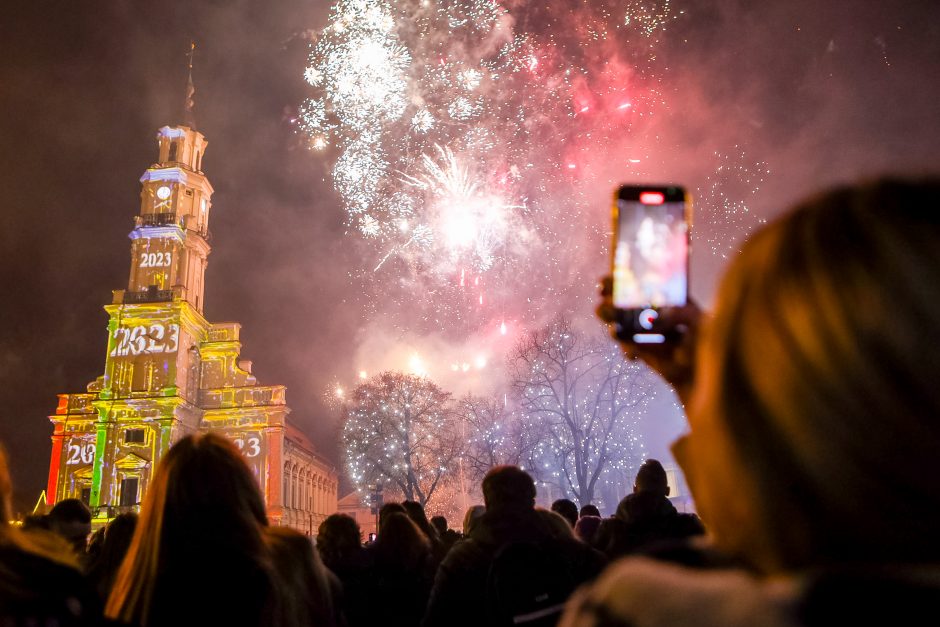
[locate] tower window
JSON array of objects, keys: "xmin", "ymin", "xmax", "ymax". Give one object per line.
[
  {"xmin": 168, "ymin": 142, "xmax": 178, "ymax": 162},
  {"xmin": 120, "ymin": 477, "xmax": 139, "ymax": 506},
  {"xmin": 124, "ymin": 428, "xmax": 146, "ymax": 444}
]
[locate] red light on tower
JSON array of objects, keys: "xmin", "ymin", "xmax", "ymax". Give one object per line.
[{"xmin": 640, "ymin": 191, "xmax": 665, "ymax": 205}]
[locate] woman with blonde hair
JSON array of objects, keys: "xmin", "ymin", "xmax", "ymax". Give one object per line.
[
  {"xmin": 105, "ymin": 432, "xmax": 277, "ymax": 626},
  {"xmin": 567, "ymin": 179, "xmax": 940, "ymax": 625}
]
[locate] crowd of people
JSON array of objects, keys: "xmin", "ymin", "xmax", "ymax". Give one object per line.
[{"xmin": 1, "ymin": 178, "xmax": 938, "ymax": 625}]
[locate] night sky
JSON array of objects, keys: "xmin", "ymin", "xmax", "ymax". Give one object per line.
[{"xmin": 2, "ymin": 0, "xmax": 939, "ymax": 515}]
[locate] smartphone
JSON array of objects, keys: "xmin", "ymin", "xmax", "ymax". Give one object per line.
[{"xmin": 611, "ymin": 185, "xmax": 690, "ymax": 343}]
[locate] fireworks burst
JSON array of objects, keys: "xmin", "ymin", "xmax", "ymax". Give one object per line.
[
  {"xmin": 301, "ymin": 0, "xmax": 770, "ymax": 354},
  {"xmin": 696, "ymin": 148, "xmax": 770, "ymax": 259}
]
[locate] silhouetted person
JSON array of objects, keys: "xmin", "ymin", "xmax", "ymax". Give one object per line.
[
  {"xmin": 579, "ymin": 504, "xmax": 601, "ymax": 518},
  {"xmin": 551, "ymin": 498, "xmax": 578, "ymax": 528},
  {"xmin": 424, "ymin": 466, "xmax": 605, "ymax": 627},
  {"xmin": 105, "ymin": 433, "xmax": 281, "ymax": 627},
  {"xmin": 0, "ymin": 446, "xmax": 100, "ymax": 625},
  {"xmin": 403, "ymin": 499, "xmax": 444, "ymax": 562},
  {"xmin": 46, "ymin": 498, "xmax": 92, "ymax": 562},
  {"xmin": 87, "ymin": 512, "xmax": 137, "ymax": 602},
  {"xmin": 590, "ymin": 517, "xmax": 634, "ymax": 560},
  {"xmin": 567, "ymin": 179, "xmax": 940, "ymax": 625},
  {"xmin": 377, "ymin": 501, "xmax": 407, "ymax": 534},
  {"xmin": 462, "ymin": 505, "xmax": 485, "ymax": 537},
  {"xmin": 431, "ymin": 515, "xmax": 461, "ymax": 554},
  {"xmin": 266, "ymin": 526, "xmax": 341, "ymax": 627},
  {"xmin": 370, "ymin": 512, "xmax": 436, "ymax": 627},
  {"xmin": 317, "ymin": 513, "xmax": 375, "ymax": 627},
  {"xmin": 574, "ymin": 515, "xmax": 602, "ymax": 545},
  {"xmin": 613, "ymin": 459, "xmax": 704, "ymax": 554}
]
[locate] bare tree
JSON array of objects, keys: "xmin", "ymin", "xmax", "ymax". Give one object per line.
[
  {"xmin": 457, "ymin": 394, "xmax": 534, "ymax": 484},
  {"xmin": 342, "ymin": 371, "xmax": 463, "ymax": 507},
  {"xmin": 510, "ymin": 316, "xmax": 652, "ymax": 507}
]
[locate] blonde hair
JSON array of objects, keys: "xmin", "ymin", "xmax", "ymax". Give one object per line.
[{"xmin": 686, "ymin": 179, "xmax": 940, "ymax": 572}]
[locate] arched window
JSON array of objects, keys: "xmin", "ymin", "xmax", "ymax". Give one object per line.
[
  {"xmin": 307, "ymin": 475, "xmax": 313, "ymax": 511},
  {"xmin": 283, "ymin": 462, "xmax": 291, "ymax": 509},
  {"xmin": 292, "ymin": 467, "xmax": 299, "ymax": 510}
]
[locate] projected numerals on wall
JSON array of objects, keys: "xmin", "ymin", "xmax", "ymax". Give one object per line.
[
  {"xmin": 233, "ymin": 435, "xmax": 262, "ymax": 458},
  {"xmin": 66, "ymin": 441, "xmax": 96, "ymax": 465},
  {"xmin": 139, "ymin": 251, "xmax": 172, "ymax": 267},
  {"xmin": 110, "ymin": 323, "xmax": 180, "ymax": 356}
]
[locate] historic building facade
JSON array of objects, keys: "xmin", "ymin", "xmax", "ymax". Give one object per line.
[{"xmin": 44, "ymin": 115, "xmax": 337, "ymax": 533}]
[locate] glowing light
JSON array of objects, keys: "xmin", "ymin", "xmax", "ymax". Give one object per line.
[
  {"xmin": 639, "ymin": 191, "xmax": 665, "ymax": 205},
  {"xmin": 300, "ymin": 0, "xmax": 765, "ymax": 372},
  {"xmin": 474, "ymin": 355, "xmax": 487, "ymax": 369},
  {"xmin": 500, "ymin": 321, "xmax": 507, "ymax": 335},
  {"xmin": 408, "ymin": 353, "xmax": 427, "ymax": 377}
]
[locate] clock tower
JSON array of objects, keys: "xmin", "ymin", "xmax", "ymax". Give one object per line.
[{"xmin": 45, "ymin": 58, "xmax": 337, "ymax": 533}]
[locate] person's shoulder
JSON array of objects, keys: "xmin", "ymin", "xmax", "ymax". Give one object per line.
[
  {"xmin": 561, "ymin": 557, "xmax": 799, "ymax": 627},
  {"xmin": 0, "ymin": 537, "xmax": 100, "ymax": 624}
]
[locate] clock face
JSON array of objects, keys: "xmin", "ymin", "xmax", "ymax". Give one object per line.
[{"xmin": 156, "ymin": 185, "xmax": 171, "ymax": 200}]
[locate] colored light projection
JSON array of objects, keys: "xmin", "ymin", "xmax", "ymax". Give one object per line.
[{"xmin": 46, "ymin": 122, "xmax": 337, "ymax": 532}]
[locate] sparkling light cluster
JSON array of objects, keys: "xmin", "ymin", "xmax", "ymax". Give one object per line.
[
  {"xmin": 510, "ymin": 318, "xmax": 653, "ymax": 509},
  {"xmin": 696, "ymin": 148, "xmax": 770, "ymax": 259},
  {"xmin": 301, "ymin": 0, "xmax": 697, "ymax": 334},
  {"xmin": 306, "ymin": 1, "xmax": 773, "ymax": 510},
  {"xmin": 342, "ymin": 371, "xmax": 462, "ymax": 507}
]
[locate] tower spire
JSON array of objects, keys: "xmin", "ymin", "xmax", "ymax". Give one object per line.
[{"xmin": 183, "ymin": 41, "xmax": 197, "ymax": 130}]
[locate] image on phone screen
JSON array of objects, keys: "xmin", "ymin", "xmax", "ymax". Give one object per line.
[{"xmin": 613, "ymin": 197, "xmax": 688, "ymax": 309}]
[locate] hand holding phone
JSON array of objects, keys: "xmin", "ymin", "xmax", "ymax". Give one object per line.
[
  {"xmin": 597, "ymin": 277, "xmax": 700, "ymax": 406},
  {"xmin": 610, "ymin": 185, "xmax": 690, "ymax": 343}
]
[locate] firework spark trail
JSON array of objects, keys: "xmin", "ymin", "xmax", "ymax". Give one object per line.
[{"xmin": 301, "ymin": 0, "xmax": 768, "ymax": 373}]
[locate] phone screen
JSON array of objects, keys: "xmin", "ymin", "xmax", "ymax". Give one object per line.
[{"xmin": 612, "ymin": 192, "xmax": 688, "ymax": 309}]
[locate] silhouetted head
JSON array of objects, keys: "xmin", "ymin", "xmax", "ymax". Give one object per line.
[
  {"xmin": 574, "ymin": 515, "xmax": 602, "ymax": 544},
  {"xmin": 684, "ymin": 178, "xmax": 940, "ymax": 572},
  {"xmin": 579, "ymin": 504, "xmax": 601, "ymax": 518},
  {"xmin": 316, "ymin": 513, "xmax": 362, "ymax": 569},
  {"xmin": 538, "ymin": 507, "xmax": 574, "ymax": 538},
  {"xmin": 266, "ymin": 526, "xmax": 336, "ymax": 627},
  {"xmin": 378, "ymin": 501, "xmax": 406, "ymax": 531},
  {"xmin": 402, "ymin": 499, "xmax": 437, "ymax": 542},
  {"xmin": 106, "ymin": 433, "xmax": 271, "ymax": 624},
  {"xmin": 462, "ymin": 504, "xmax": 486, "ymax": 536},
  {"xmin": 47, "ymin": 498, "xmax": 92, "ymax": 553},
  {"xmin": 482, "ymin": 466, "xmax": 536, "ymax": 512},
  {"xmin": 551, "ymin": 499, "xmax": 579, "ymax": 527},
  {"xmin": 373, "ymin": 511, "xmax": 431, "ymax": 571},
  {"xmin": 634, "ymin": 459, "xmax": 669, "ymax": 497},
  {"xmin": 430, "ymin": 515, "xmax": 448, "ymax": 536},
  {"xmin": 88, "ymin": 512, "xmax": 138, "ymax": 600}
]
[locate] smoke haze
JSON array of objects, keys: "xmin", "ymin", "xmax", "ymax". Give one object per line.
[{"xmin": 1, "ymin": 0, "xmax": 938, "ymax": 512}]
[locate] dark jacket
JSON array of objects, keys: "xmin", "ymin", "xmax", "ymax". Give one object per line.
[
  {"xmin": 613, "ymin": 491, "xmax": 704, "ymax": 555},
  {"xmin": 422, "ymin": 507, "xmax": 606, "ymax": 627},
  {"xmin": 0, "ymin": 539, "xmax": 101, "ymax": 626}
]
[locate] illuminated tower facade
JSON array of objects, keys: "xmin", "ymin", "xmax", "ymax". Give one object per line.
[{"xmin": 45, "ymin": 73, "xmax": 337, "ymax": 533}]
